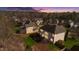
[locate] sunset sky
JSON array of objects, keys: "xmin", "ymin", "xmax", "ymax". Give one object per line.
[
  {"xmin": 33, "ymin": 7, "xmax": 79, "ymax": 12},
  {"xmin": 0, "ymin": 7, "xmax": 79, "ymax": 12}
]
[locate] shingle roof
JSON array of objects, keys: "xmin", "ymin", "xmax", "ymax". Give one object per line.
[
  {"xmin": 40, "ymin": 24, "xmax": 56, "ymax": 33},
  {"xmin": 40, "ymin": 24, "xmax": 65, "ymax": 34},
  {"xmin": 55, "ymin": 25, "xmax": 66, "ymax": 34}
]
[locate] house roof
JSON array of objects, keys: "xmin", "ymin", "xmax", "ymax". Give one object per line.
[
  {"xmin": 40, "ymin": 24, "xmax": 65, "ymax": 34},
  {"xmin": 55, "ymin": 25, "xmax": 66, "ymax": 34},
  {"xmin": 48, "ymin": 19, "xmax": 58, "ymax": 24},
  {"xmin": 25, "ymin": 22, "xmax": 36, "ymax": 27},
  {"xmin": 40, "ymin": 24, "xmax": 56, "ymax": 33}
]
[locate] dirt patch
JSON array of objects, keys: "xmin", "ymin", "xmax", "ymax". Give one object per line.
[{"xmin": 32, "ymin": 43, "xmax": 49, "ymax": 51}]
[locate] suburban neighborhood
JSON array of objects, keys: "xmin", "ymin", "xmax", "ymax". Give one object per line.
[{"xmin": 0, "ymin": 7, "xmax": 79, "ymax": 51}]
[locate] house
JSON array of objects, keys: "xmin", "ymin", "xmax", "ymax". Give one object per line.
[
  {"xmin": 25, "ymin": 20, "xmax": 38, "ymax": 34},
  {"xmin": 39, "ymin": 24, "xmax": 66, "ymax": 43},
  {"xmin": 69, "ymin": 26, "xmax": 79, "ymax": 39},
  {"xmin": 12, "ymin": 16, "xmax": 21, "ymax": 23},
  {"xmin": 25, "ymin": 18, "xmax": 66, "ymax": 43},
  {"xmin": 34, "ymin": 18, "xmax": 43, "ymax": 26},
  {"xmin": 36, "ymin": 19, "xmax": 43, "ymax": 26},
  {"xmin": 26, "ymin": 18, "xmax": 43, "ymax": 34},
  {"xmin": 48, "ymin": 19, "xmax": 58, "ymax": 25},
  {"xmin": 69, "ymin": 20, "xmax": 74, "ymax": 28}
]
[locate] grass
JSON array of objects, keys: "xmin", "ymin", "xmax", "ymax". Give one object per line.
[
  {"xmin": 24, "ymin": 37, "xmax": 36, "ymax": 47},
  {"xmin": 64, "ymin": 38, "xmax": 79, "ymax": 49},
  {"xmin": 48, "ymin": 43, "xmax": 60, "ymax": 51}
]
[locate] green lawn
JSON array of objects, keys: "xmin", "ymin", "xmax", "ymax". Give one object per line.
[
  {"xmin": 64, "ymin": 38, "xmax": 79, "ymax": 49},
  {"xmin": 24, "ymin": 37, "xmax": 36, "ymax": 47}
]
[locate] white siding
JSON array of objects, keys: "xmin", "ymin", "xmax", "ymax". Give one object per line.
[
  {"xmin": 41, "ymin": 31, "xmax": 48, "ymax": 39},
  {"xmin": 40, "ymin": 29, "xmax": 44, "ymax": 32},
  {"xmin": 39, "ymin": 29, "xmax": 48, "ymax": 39},
  {"xmin": 26, "ymin": 27, "xmax": 38, "ymax": 34},
  {"xmin": 43, "ymin": 32, "xmax": 48, "ymax": 39},
  {"xmin": 54, "ymin": 32, "xmax": 65, "ymax": 43}
]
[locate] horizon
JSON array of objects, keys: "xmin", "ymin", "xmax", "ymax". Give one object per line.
[
  {"xmin": 33, "ymin": 7, "xmax": 79, "ymax": 12},
  {"xmin": 0, "ymin": 7, "xmax": 79, "ymax": 12}
]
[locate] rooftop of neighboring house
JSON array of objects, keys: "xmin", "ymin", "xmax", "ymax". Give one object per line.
[
  {"xmin": 55, "ymin": 25, "xmax": 66, "ymax": 34},
  {"xmin": 40, "ymin": 24, "xmax": 65, "ymax": 34},
  {"xmin": 71, "ymin": 26, "xmax": 79, "ymax": 32},
  {"xmin": 48, "ymin": 19, "xmax": 59, "ymax": 25},
  {"xmin": 34, "ymin": 18, "xmax": 43, "ymax": 20},
  {"xmin": 40, "ymin": 24, "xmax": 56, "ymax": 33},
  {"xmin": 25, "ymin": 20, "xmax": 36, "ymax": 27}
]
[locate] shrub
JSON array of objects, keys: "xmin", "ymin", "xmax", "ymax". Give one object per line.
[
  {"xmin": 29, "ymin": 33, "xmax": 42, "ymax": 42},
  {"xmin": 71, "ymin": 45, "xmax": 79, "ymax": 51},
  {"xmin": 55, "ymin": 40, "xmax": 64, "ymax": 49},
  {"xmin": 24, "ymin": 37, "xmax": 36, "ymax": 47},
  {"xmin": 15, "ymin": 27, "xmax": 20, "ymax": 33}
]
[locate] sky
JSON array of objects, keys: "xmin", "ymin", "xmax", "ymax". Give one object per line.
[
  {"xmin": 33, "ymin": 7, "xmax": 79, "ymax": 12},
  {"xmin": 0, "ymin": 7, "xmax": 79, "ymax": 12}
]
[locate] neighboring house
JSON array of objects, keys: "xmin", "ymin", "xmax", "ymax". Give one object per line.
[
  {"xmin": 39, "ymin": 24, "xmax": 66, "ymax": 43},
  {"xmin": 12, "ymin": 16, "xmax": 21, "ymax": 23},
  {"xmin": 48, "ymin": 19, "xmax": 58, "ymax": 25},
  {"xmin": 69, "ymin": 20, "xmax": 74, "ymax": 28},
  {"xmin": 36, "ymin": 19, "xmax": 43, "ymax": 26},
  {"xmin": 26, "ymin": 20, "xmax": 38, "ymax": 34},
  {"xmin": 26, "ymin": 18, "xmax": 43, "ymax": 34},
  {"xmin": 74, "ymin": 22, "xmax": 79, "ymax": 28},
  {"xmin": 35, "ymin": 18, "xmax": 43, "ymax": 26},
  {"xmin": 69, "ymin": 25, "xmax": 79, "ymax": 39}
]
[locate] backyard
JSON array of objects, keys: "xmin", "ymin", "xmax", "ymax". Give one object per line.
[
  {"xmin": 64, "ymin": 37, "xmax": 79, "ymax": 50},
  {"xmin": 24, "ymin": 34, "xmax": 61, "ymax": 51}
]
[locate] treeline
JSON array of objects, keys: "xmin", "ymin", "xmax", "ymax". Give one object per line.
[{"xmin": 0, "ymin": 11, "xmax": 79, "ymax": 22}]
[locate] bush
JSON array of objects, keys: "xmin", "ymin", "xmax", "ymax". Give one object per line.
[
  {"xmin": 15, "ymin": 27, "xmax": 20, "ymax": 33},
  {"xmin": 24, "ymin": 37, "xmax": 36, "ymax": 47},
  {"xmin": 29, "ymin": 33, "xmax": 43, "ymax": 42},
  {"xmin": 55, "ymin": 40, "xmax": 64, "ymax": 49},
  {"xmin": 71, "ymin": 45, "xmax": 79, "ymax": 51}
]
